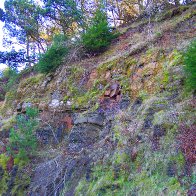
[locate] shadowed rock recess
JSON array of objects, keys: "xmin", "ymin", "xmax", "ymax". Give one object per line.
[{"xmin": 0, "ymin": 4, "xmax": 196, "ymax": 196}]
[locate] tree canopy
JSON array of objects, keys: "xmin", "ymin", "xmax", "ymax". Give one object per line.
[
  {"xmin": 0, "ymin": 0, "xmax": 193, "ymax": 70},
  {"xmin": 0, "ymin": 50, "xmax": 35, "ymax": 69}
]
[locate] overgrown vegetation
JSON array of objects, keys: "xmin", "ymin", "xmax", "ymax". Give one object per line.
[
  {"xmin": 75, "ymin": 109, "xmax": 189, "ymax": 196},
  {"xmin": 183, "ymin": 40, "xmax": 196, "ymax": 92},
  {"xmin": 82, "ymin": 8, "xmax": 117, "ymax": 53},
  {"xmin": 0, "ymin": 1, "xmax": 193, "ymax": 71},
  {"xmin": 7, "ymin": 107, "xmax": 39, "ymax": 164},
  {"xmin": 0, "ymin": 49, "xmax": 34, "ymax": 69},
  {"xmin": 76, "ymin": 141, "xmax": 187, "ymax": 195},
  {"xmin": 0, "ymin": 107, "xmax": 39, "ymax": 195},
  {"xmin": 36, "ymin": 34, "xmax": 69, "ymax": 73},
  {"xmin": 0, "ymin": 68, "xmax": 18, "ymax": 101},
  {"xmin": 62, "ymin": 65, "xmax": 107, "ymax": 110},
  {"xmin": 0, "ymin": 2, "xmax": 195, "ymax": 196}
]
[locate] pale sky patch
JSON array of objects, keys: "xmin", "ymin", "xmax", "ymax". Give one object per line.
[{"xmin": 0, "ymin": 0, "xmax": 6, "ymax": 71}]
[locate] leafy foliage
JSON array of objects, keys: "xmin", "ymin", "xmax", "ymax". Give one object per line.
[
  {"xmin": 4, "ymin": 0, "xmax": 44, "ymax": 50},
  {"xmin": 36, "ymin": 34, "xmax": 68, "ymax": 73},
  {"xmin": 82, "ymin": 8, "xmax": 116, "ymax": 53},
  {"xmin": 7, "ymin": 107, "xmax": 39, "ymax": 162},
  {"xmin": 42, "ymin": 0, "xmax": 83, "ymax": 35},
  {"xmin": 0, "ymin": 68, "xmax": 18, "ymax": 101},
  {"xmin": 0, "ymin": 77, "xmax": 7, "ymax": 101},
  {"xmin": 0, "ymin": 154, "xmax": 10, "ymax": 170},
  {"xmin": 0, "ymin": 50, "xmax": 35, "ymax": 69},
  {"xmin": 183, "ymin": 40, "xmax": 196, "ymax": 91},
  {"xmin": 0, "ymin": 8, "xmax": 5, "ymax": 22}
]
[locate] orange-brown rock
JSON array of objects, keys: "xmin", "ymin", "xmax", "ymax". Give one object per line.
[
  {"xmin": 38, "ymin": 102, "xmax": 49, "ymax": 111},
  {"xmin": 6, "ymin": 156, "xmax": 14, "ymax": 172},
  {"xmin": 87, "ymin": 69, "xmax": 98, "ymax": 88},
  {"xmin": 62, "ymin": 115, "xmax": 73, "ymax": 130}
]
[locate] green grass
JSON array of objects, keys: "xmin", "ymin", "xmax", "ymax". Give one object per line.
[{"xmin": 183, "ymin": 40, "xmax": 196, "ymax": 92}]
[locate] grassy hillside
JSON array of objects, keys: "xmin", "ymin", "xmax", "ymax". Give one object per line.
[{"xmin": 0, "ymin": 4, "xmax": 195, "ymax": 196}]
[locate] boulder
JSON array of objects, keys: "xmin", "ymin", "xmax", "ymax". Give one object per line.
[
  {"xmin": 104, "ymin": 83, "xmax": 121, "ymax": 99},
  {"xmin": 74, "ymin": 113, "xmax": 104, "ymax": 126},
  {"xmin": 87, "ymin": 113, "xmax": 104, "ymax": 126},
  {"xmin": 105, "ymin": 71, "xmax": 111, "ymax": 80},
  {"xmin": 74, "ymin": 116, "xmax": 88, "ymax": 125},
  {"xmin": 49, "ymin": 99, "xmax": 63, "ymax": 109},
  {"xmin": 69, "ymin": 113, "xmax": 104, "ymax": 152},
  {"xmin": 40, "ymin": 75, "xmax": 53, "ymax": 90},
  {"xmin": 61, "ymin": 116, "xmax": 73, "ymax": 130},
  {"xmin": 104, "ymin": 89, "xmax": 111, "ymax": 96}
]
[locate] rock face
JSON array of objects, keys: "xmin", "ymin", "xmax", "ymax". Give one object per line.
[
  {"xmin": 69, "ymin": 124, "xmax": 100, "ymax": 150},
  {"xmin": 69, "ymin": 113, "xmax": 104, "ymax": 152},
  {"xmin": 28, "ymin": 87, "xmax": 195, "ymax": 196},
  {"xmin": 29, "ymin": 112, "xmax": 106, "ymax": 195},
  {"xmin": 0, "ymin": 5, "xmax": 195, "ymax": 196},
  {"xmin": 29, "ymin": 155, "xmax": 65, "ymax": 196},
  {"xmin": 36, "ymin": 125, "xmax": 66, "ymax": 145}
]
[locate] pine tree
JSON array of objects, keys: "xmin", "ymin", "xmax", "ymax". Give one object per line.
[{"xmin": 82, "ymin": 7, "xmax": 116, "ymax": 53}]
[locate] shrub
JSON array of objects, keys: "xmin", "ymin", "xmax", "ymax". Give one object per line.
[
  {"xmin": 7, "ymin": 107, "xmax": 39, "ymax": 162},
  {"xmin": 0, "ymin": 78, "xmax": 7, "ymax": 101},
  {"xmin": 0, "ymin": 154, "xmax": 10, "ymax": 170},
  {"xmin": 82, "ymin": 8, "xmax": 117, "ymax": 53},
  {"xmin": 183, "ymin": 40, "xmax": 196, "ymax": 91},
  {"xmin": 0, "ymin": 68, "xmax": 18, "ymax": 101},
  {"xmin": 36, "ymin": 34, "xmax": 68, "ymax": 73}
]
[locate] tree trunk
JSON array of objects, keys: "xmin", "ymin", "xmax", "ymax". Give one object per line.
[
  {"xmin": 38, "ymin": 42, "xmax": 46, "ymax": 53},
  {"xmin": 26, "ymin": 36, "xmax": 31, "ymax": 67},
  {"xmin": 138, "ymin": 0, "xmax": 144, "ymax": 14},
  {"xmin": 112, "ymin": 9, "xmax": 117, "ymax": 27},
  {"xmin": 115, "ymin": 0, "xmax": 122, "ymax": 24}
]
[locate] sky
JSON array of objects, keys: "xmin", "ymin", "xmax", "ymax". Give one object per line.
[
  {"xmin": 0, "ymin": 0, "xmax": 41, "ymax": 71},
  {"xmin": 0, "ymin": 0, "xmax": 5, "ymax": 50},
  {"xmin": 0, "ymin": 0, "xmax": 6, "ymax": 71}
]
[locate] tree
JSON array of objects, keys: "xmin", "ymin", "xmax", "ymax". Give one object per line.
[
  {"xmin": 0, "ymin": 67, "xmax": 18, "ymax": 100},
  {"xmin": 42, "ymin": 0, "xmax": 84, "ymax": 35},
  {"xmin": 8, "ymin": 107, "xmax": 39, "ymax": 162},
  {"xmin": 0, "ymin": 50, "xmax": 35, "ymax": 69},
  {"xmin": 82, "ymin": 7, "xmax": 116, "ymax": 53},
  {"xmin": 36, "ymin": 34, "xmax": 69, "ymax": 73},
  {"xmin": 4, "ymin": 0, "xmax": 46, "ymax": 58},
  {"xmin": 0, "ymin": 8, "xmax": 5, "ymax": 22}
]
